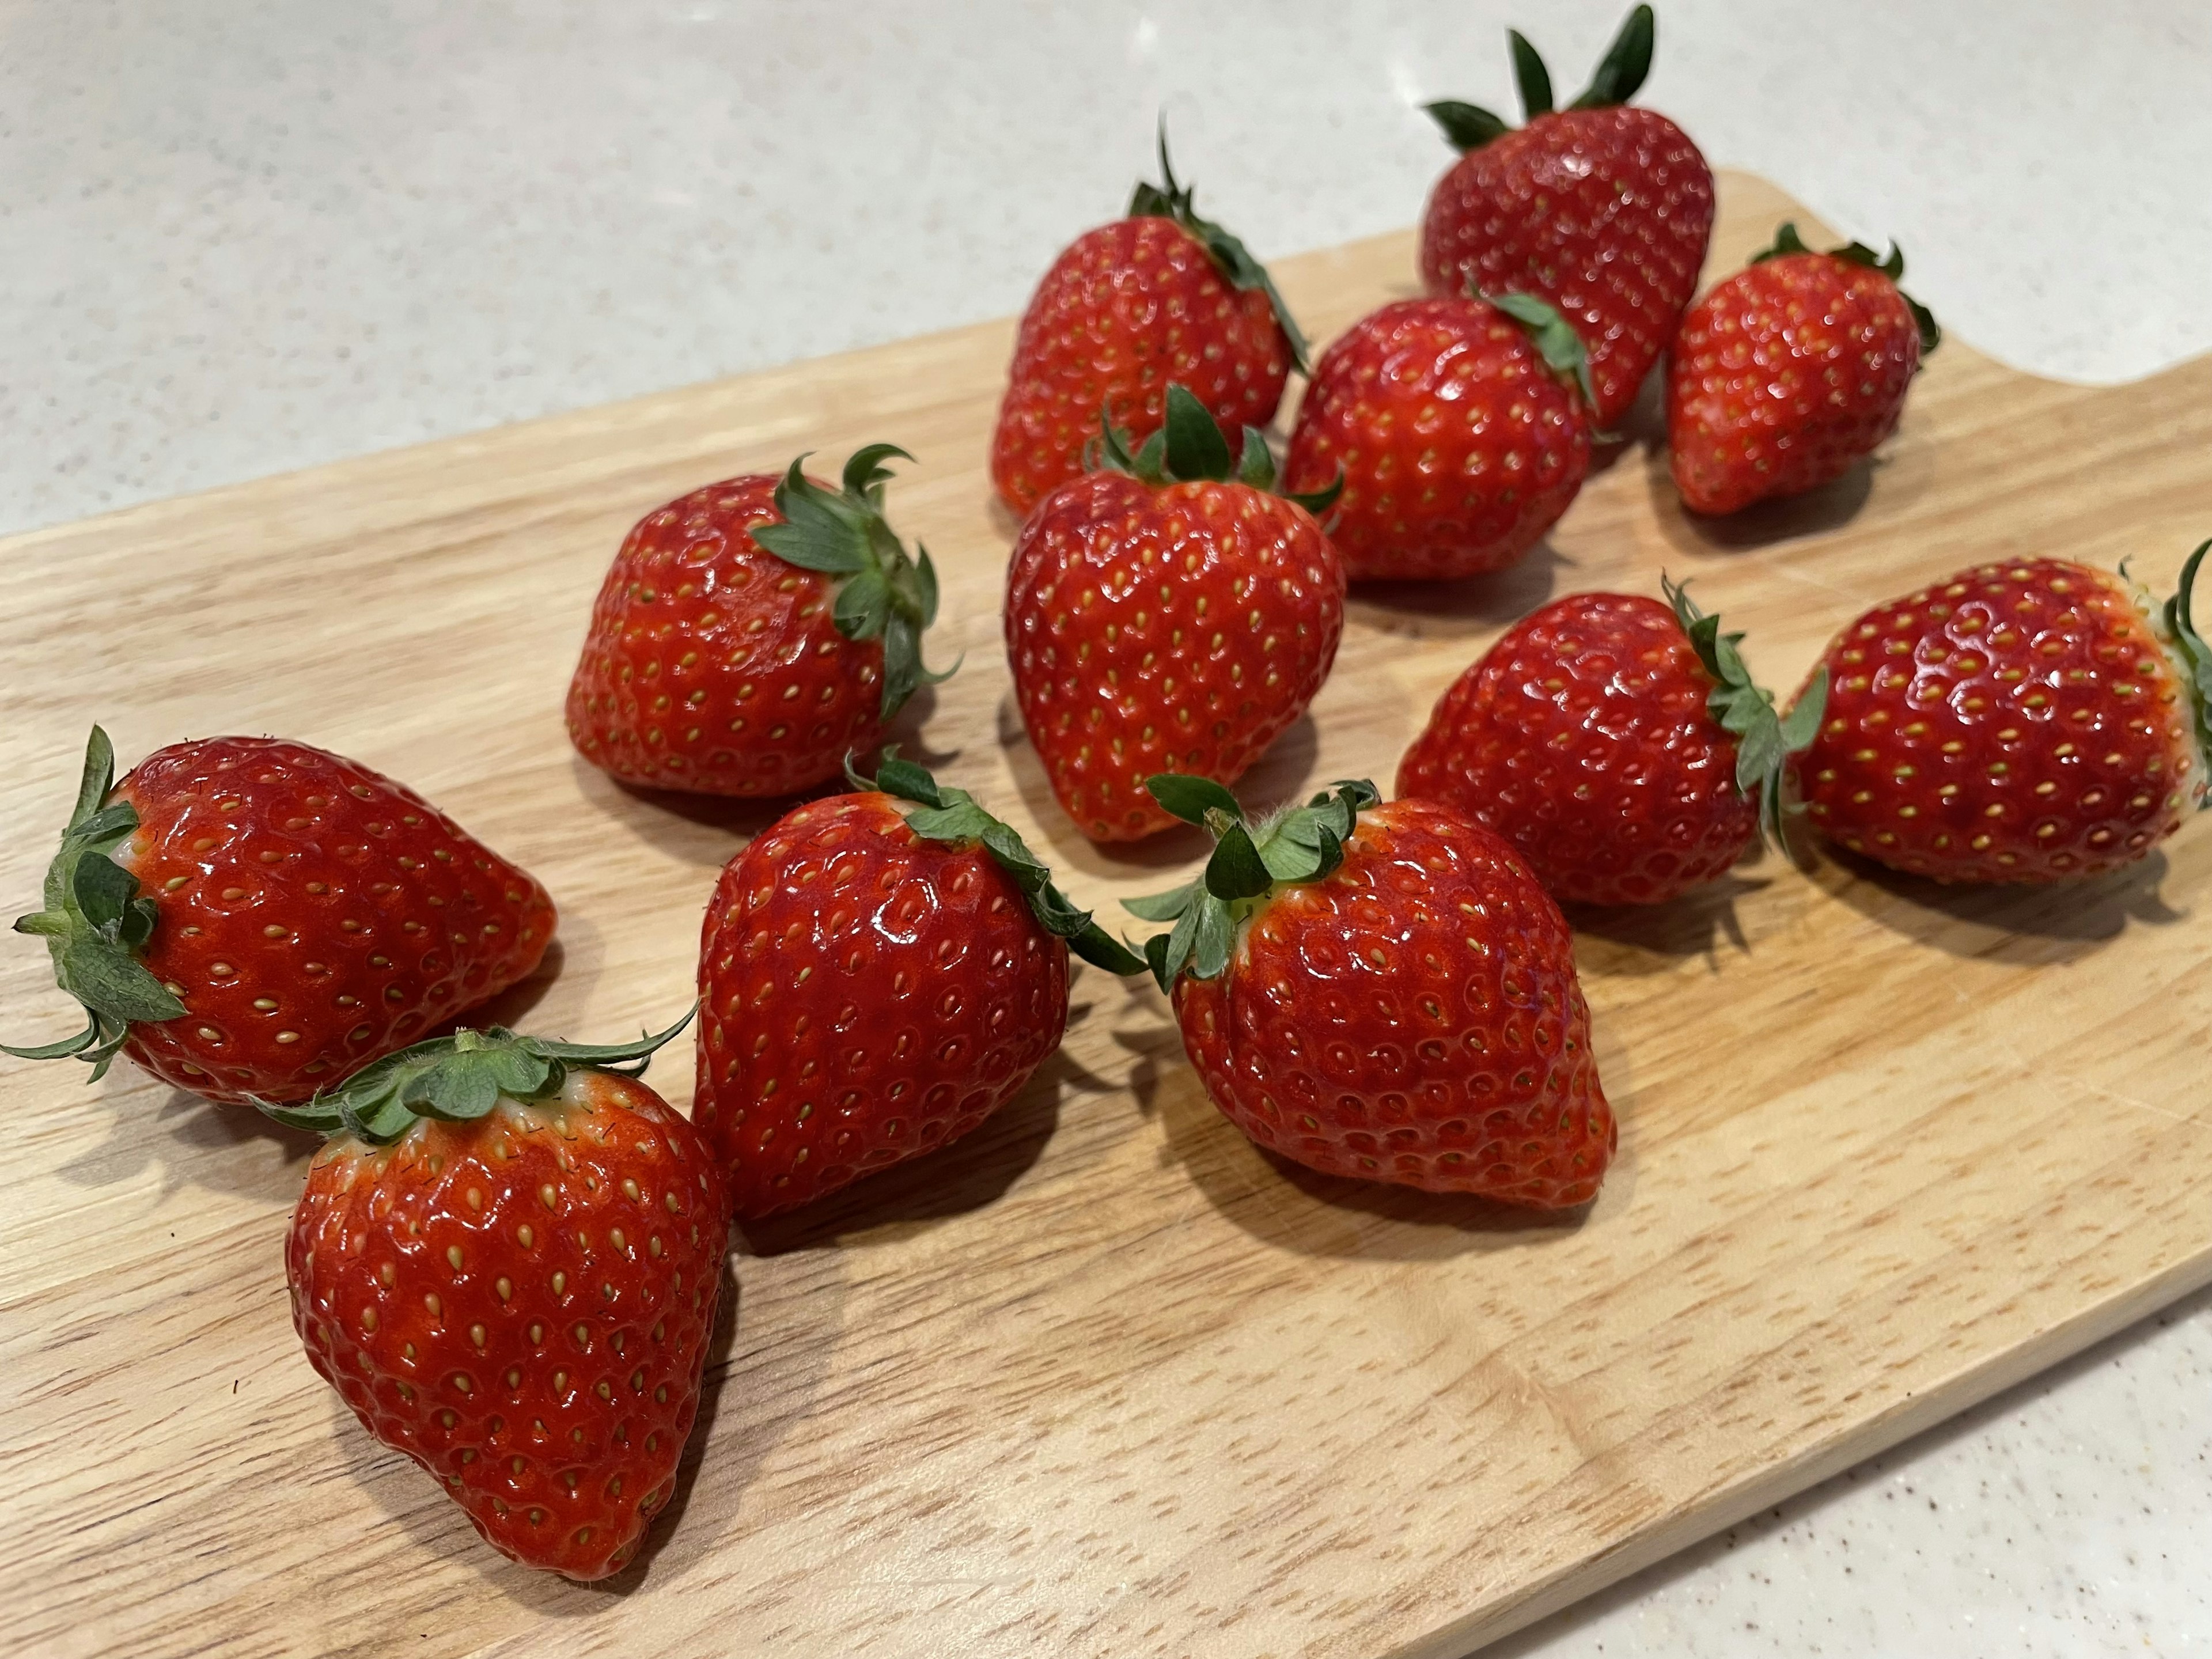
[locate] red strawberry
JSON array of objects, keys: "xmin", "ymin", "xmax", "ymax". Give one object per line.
[
  {"xmin": 4, "ymin": 729, "xmax": 555, "ymax": 1105},
  {"xmin": 1419, "ymin": 5, "xmax": 1714, "ymax": 428},
  {"xmin": 695, "ymin": 752, "xmax": 1143, "ymax": 1220},
  {"xmin": 1793, "ymin": 550, "xmax": 2211, "ymax": 882},
  {"xmin": 1007, "ymin": 386, "xmax": 1347, "ymax": 841},
  {"xmin": 566, "ymin": 445, "xmax": 949, "ymax": 797},
  {"xmin": 274, "ymin": 1018, "xmax": 730, "ymax": 1580},
  {"xmin": 1396, "ymin": 581, "xmax": 1824, "ymax": 904},
  {"xmin": 1282, "ymin": 291, "xmax": 1594, "ymax": 580},
  {"xmin": 1669, "ymin": 222, "xmax": 1941, "ymax": 515},
  {"xmin": 991, "ymin": 128, "xmax": 1306, "ymax": 516},
  {"xmin": 1130, "ymin": 777, "xmax": 1614, "ymax": 1207}
]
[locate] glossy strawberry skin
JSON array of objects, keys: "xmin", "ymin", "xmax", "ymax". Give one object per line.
[
  {"xmin": 1668, "ymin": 252, "xmax": 1923, "ymax": 516},
  {"xmin": 1175, "ymin": 798, "xmax": 1613, "ymax": 1207},
  {"xmin": 106, "ymin": 738, "xmax": 555, "ymax": 1106},
  {"xmin": 695, "ymin": 792, "xmax": 1069, "ymax": 1220},
  {"xmin": 1794, "ymin": 559, "xmax": 2203, "ymax": 882},
  {"xmin": 566, "ymin": 476, "xmax": 885, "ymax": 797},
  {"xmin": 1399, "ymin": 593, "xmax": 1755, "ymax": 906},
  {"xmin": 1282, "ymin": 296, "xmax": 1591, "ymax": 581},
  {"xmin": 991, "ymin": 217, "xmax": 1293, "ymax": 516},
  {"xmin": 1421, "ymin": 108, "xmax": 1714, "ymax": 429},
  {"xmin": 287, "ymin": 1070, "xmax": 731, "ymax": 1580},
  {"xmin": 1006, "ymin": 471, "xmax": 1346, "ymax": 841}
]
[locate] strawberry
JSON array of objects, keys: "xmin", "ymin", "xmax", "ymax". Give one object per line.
[
  {"xmin": 566, "ymin": 445, "xmax": 950, "ymax": 797},
  {"xmin": 1006, "ymin": 385, "xmax": 1347, "ymax": 841},
  {"xmin": 1129, "ymin": 777, "xmax": 1614, "ymax": 1207},
  {"xmin": 990, "ymin": 127, "xmax": 1308, "ymax": 516},
  {"xmin": 1282, "ymin": 291, "xmax": 1594, "ymax": 580},
  {"xmin": 271, "ymin": 1018, "xmax": 730, "ymax": 1580},
  {"xmin": 4, "ymin": 728, "xmax": 556, "ymax": 1105},
  {"xmin": 1419, "ymin": 5, "xmax": 1714, "ymax": 428},
  {"xmin": 695, "ymin": 752, "xmax": 1143, "ymax": 1221},
  {"xmin": 1669, "ymin": 222, "xmax": 1941, "ymax": 515},
  {"xmin": 1793, "ymin": 550, "xmax": 2212, "ymax": 883},
  {"xmin": 1396, "ymin": 580, "xmax": 1825, "ymax": 904}
]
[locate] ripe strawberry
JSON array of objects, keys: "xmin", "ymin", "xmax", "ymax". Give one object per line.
[
  {"xmin": 1793, "ymin": 550, "xmax": 2212, "ymax": 882},
  {"xmin": 272, "ymin": 1018, "xmax": 730, "ymax": 1580},
  {"xmin": 566, "ymin": 445, "xmax": 950, "ymax": 797},
  {"xmin": 695, "ymin": 752, "xmax": 1143, "ymax": 1220},
  {"xmin": 4, "ymin": 728, "xmax": 555, "ymax": 1105},
  {"xmin": 1130, "ymin": 777, "xmax": 1614, "ymax": 1207},
  {"xmin": 1397, "ymin": 580, "xmax": 1825, "ymax": 904},
  {"xmin": 990, "ymin": 128, "xmax": 1308, "ymax": 516},
  {"xmin": 1419, "ymin": 5, "xmax": 1714, "ymax": 428},
  {"xmin": 1007, "ymin": 385, "xmax": 1347, "ymax": 841},
  {"xmin": 1282, "ymin": 291, "xmax": 1594, "ymax": 580},
  {"xmin": 1669, "ymin": 222, "xmax": 1941, "ymax": 515}
]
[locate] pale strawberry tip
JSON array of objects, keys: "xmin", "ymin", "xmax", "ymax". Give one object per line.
[
  {"xmin": 1425, "ymin": 3, "xmax": 1657, "ymax": 152},
  {"xmin": 1662, "ymin": 575, "xmax": 1828, "ymax": 855},
  {"xmin": 846, "ymin": 747, "xmax": 1149, "ymax": 975},
  {"xmin": 1751, "ymin": 221, "xmax": 1941, "ymax": 358},
  {"xmin": 251, "ymin": 1012, "xmax": 695, "ymax": 1145},
  {"xmin": 747, "ymin": 443, "xmax": 956, "ymax": 720},
  {"xmin": 1128, "ymin": 118, "xmax": 1310, "ymax": 373},
  {"xmin": 2, "ymin": 724, "xmax": 187, "ymax": 1082},
  {"xmin": 1126, "ymin": 775, "xmax": 1381, "ymax": 992}
]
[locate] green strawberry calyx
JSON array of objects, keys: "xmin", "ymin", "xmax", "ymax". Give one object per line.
[
  {"xmin": 749, "ymin": 444, "xmax": 959, "ymax": 721},
  {"xmin": 1751, "ymin": 222, "xmax": 1942, "ymax": 359},
  {"xmin": 1663, "ymin": 576, "xmax": 1829, "ymax": 850},
  {"xmin": 1089, "ymin": 382, "xmax": 1345, "ymax": 517},
  {"xmin": 1123, "ymin": 776, "xmax": 1380, "ymax": 993},
  {"xmin": 2139, "ymin": 538, "xmax": 2212, "ymax": 805},
  {"xmin": 848, "ymin": 749, "xmax": 1147, "ymax": 975},
  {"xmin": 2, "ymin": 725, "xmax": 187, "ymax": 1082},
  {"xmin": 1129, "ymin": 119, "xmax": 1310, "ymax": 374},
  {"xmin": 1484, "ymin": 290, "xmax": 1599, "ymax": 414},
  {"xmin": 255, "ymin": 1013, "xmax": 695, "ymax": 1144},
  {"xmin": 1427, "ymin": 4, "xmax": 1656, "ymax": 152}
]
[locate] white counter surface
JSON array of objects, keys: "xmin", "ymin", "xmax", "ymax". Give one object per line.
[{"xmin": 6, "ymin": 3, "xmax": 2209, "ymax": 1654}]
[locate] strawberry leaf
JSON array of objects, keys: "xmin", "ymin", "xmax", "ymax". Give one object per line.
[
  {"xmin": 1127, "ymin": 120, "xmax": 1310, "ymax": 373},
  {"xmin": 1237, "ymin": 427, "xmax": 1277, "ymax": 491},
  {"xmin": 1664, "ymin": 575, "xmax": 1823, "ymax": 851},
  {"xmin": 1509, "ymin": 29, "xmax": 1554, "ymax": 119},
  {"xmin": 1162, "ymin": 384, "xmax": 1234, "ymax": 483},
  {"xmin": 1204, "ymin": 824, "xmax": 1274, "ymax": 901},
  {"xmin": 1488, "ymin": 291, "xmax": 1597, "ymax": 412},
  {"xmin": 1570, "ymin": 5, "xmax": 1655, "ymax": 109},
  {"xmin": 1122, "ymin": 881, "xmax": 1198, "ymax": 923},
  {"xmin": 1145, "ymin": 774, "xmax": 1247, "ymax": 827},
  {"xmin": 2157, "ymin": 538, "xmax": 2212, "ymax": 794},
  {"xmin": 1425, "ymin": 100, "xmax": 1511, "ymax": 153}
]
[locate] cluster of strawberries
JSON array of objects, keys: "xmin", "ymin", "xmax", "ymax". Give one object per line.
[{"xmin": 10, "ymin": 3, "xmax": 2210, "ymax": 1590}]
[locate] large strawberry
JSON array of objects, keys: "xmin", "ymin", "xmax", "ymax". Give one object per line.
[
  {"xmin": 1669, "ymin": 223, "xmax": 1941, "ymax": 516},
  {"xmin": 271, "ymin": 1017, "xmax": 729, "ymax": 1580},
  {"xmin": 566, "ymin": 445, "xmax": 950, "ymax": 797},
  {"xmin": 4, "ymin": 728, "xmax": 556, "ymax": 1105},
  {"xmin": 1396, "ymin": 580, "xmax": 1825, "ymax": 904},
  {"xmin": 1793, "ymin": 549, "xmax": 2211, "ymax": 883},
  {"xmin": 1282, "ymin": 291, "xmax": 1593, "ymax": 580},
  {"xmin": 1006, "ymin": 385, "xmax": 1346, "ymax": 842},
  {"xmin": 1419, "ymin": 5, "xmax": 1714, "ymax": 428},
  {"xmin": 990, "ymin": 127, "xmax": 1308, "ymax": 516},
  {"xmin": 695, "ymin": 752, "xmax": 1142, "ymax": 1221},
  {"xmin": 1129, "ymin": 777, "xmax": 1613, "ymax": 1207}
]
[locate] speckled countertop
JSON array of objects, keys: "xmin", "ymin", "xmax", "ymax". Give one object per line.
[{"xmin": 5, "ymin": 2, "xmax": 2210, "ymax": 1653}]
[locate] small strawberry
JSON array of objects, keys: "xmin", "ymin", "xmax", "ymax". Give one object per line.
[
  {"xmin": 1793, "ymin": 549, "xmax": 2211, "ymax": 882},
  {"xmin": 272, "ymin": 1017, "xmax": 730, "ymax": 1580},
  {"xmin": 1129, "ymin": 777, "xmax": 1613, "ymax": 1207},
  {"xmin": 1007, "ymin": 384, "xmax": 1346, "ymax": 841},
  {"xmin": 1282, "ymin": 291, "xmax": 1594, "ymax": 580},
  {"xmin": 1396, "ymin": 580, "xmax": 1826, "ymax": 904},
  {"xmin": 566, "ymin": 445, "xmax": 950, "ymax": 797},
  {"xmin": 4, "ymin": 728, "xmax": 556, "ymax": 1105},
  {"xmin": 1669, "ymin": 222, "xmax": 1941, "ymax": 515},
  {"xmin": 990, "ymin": 127, "xmax": 1308, "ymax": 516},
  {"xmin": 695, "ymin": 752, "xmax": 1143, "ymax": 1221},
  {"xmin": 1419, "ymin": 5, "xmax": 1715, "ymax": 428}
]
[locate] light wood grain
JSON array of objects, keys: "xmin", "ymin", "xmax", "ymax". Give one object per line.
[{"xmin": 3, "ymin": 172, "xmax": 2209, "ymax": 1659}]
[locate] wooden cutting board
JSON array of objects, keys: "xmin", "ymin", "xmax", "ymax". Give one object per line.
[{"xmin": 5, "ymin": 172, "xmax": 2209, "ymax": 1659}]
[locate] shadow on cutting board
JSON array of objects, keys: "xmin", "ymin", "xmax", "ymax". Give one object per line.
[
  {"xmin": 1814, "ymin": 846, "xmax": 2184, "ymax": 966},
  {"xmin": 1117, "ymin": 1021, "xmax": 1619, "ymax": 1263},
  {"xmin": 1343, "ymin": 541, "xmax": 1566, "ymax": 645},
  {"xmin": 1644, "ymin": 448, "xmax": 1877, "ymax": 556}
]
